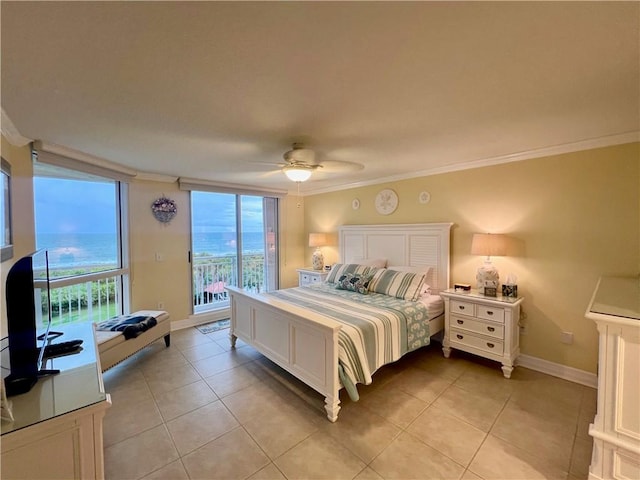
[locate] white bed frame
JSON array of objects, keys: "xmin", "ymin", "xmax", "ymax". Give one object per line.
[{"xmin": 227, "ymin": 223, "xmax": 452, "ymax": 421}]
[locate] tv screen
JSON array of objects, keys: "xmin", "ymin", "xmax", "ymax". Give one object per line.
[{"xmin": 4, "ymin": 250, "xmax": 53, "ymax": 396}]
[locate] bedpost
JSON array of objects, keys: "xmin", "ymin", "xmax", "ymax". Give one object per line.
[
  {"xmin": 324, "ymin": 395, "xmax": 340, "ymax": 422},
  {"xmin": 324, "ymin": 325, "xmax": 341, "ymax": 422}
]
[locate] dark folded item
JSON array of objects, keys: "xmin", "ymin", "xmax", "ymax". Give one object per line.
[{"xmin": 96, "ymin": 315, "xmax": 157, "ymax": 340}]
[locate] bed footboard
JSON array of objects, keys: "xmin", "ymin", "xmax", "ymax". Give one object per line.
[{"xmin": 226, "ymin": 286, "xmax": 342, "ymax": 422}]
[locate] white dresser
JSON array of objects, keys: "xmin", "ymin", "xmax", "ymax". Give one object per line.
[
  {"xmin": 586, "ymin": 276, "xmax": 640, "ymax": 480},
  {"xmin": 297, "ymin": 267, "xmax": 329, "ymax": 287},
  {"xmin": 441, "ymin": 289, "xmax": 523, "ymax": 378},
  {"xmin": 1, "ymin": 323, "xmax": 111, "ymax": 479}
]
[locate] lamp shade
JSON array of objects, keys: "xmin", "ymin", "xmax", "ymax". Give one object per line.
[
  {"xmin": 471, "ymin": 233, "xmax": 507, "ymax": 257},
  {"xmin": 309, "ymin": 233, "xmax": 327, "ymax": 247},
  {"xmin": 283, "ymin": 166, "xmax": 312, "ymax": 182}
]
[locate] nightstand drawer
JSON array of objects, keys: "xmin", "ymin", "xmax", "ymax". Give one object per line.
[
  {"xmin": 302, "ymin": 274, "xmax": 323, "ymax": 285},
  {"xmin": 477, "ymin": 305, "xmax": 505, "ymax": 323},
  {"xmin": 451, "ymin": 315, "xmax": 504, "ymax": 339},
  {"xmin": 450, "ymin": 328, "xmax": 504, "ymax": 355},
  {"xmin": 450, "ymin": 300, "xmax": 475, "ymax": 317},
  {"xmin": 297, "ymin": 268, "xmax": 329, "ymax": 287}
]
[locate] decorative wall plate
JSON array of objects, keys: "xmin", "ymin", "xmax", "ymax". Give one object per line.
[
  {"xmin": 352, "ymin": 198, "xmax": 360, "ymax": 210},
  {"xmin": 419, "ymin": 191, "xmax": 431, "ymax": 204},
  {"xmin": 375, "ymin": 189, "xmax": 398, "ymax": 215}
]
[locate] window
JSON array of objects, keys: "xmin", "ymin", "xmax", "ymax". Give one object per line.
[
  {"xmin": 33, "ymin": 164, "xmax": 129, "ymax": 326},
  {"xmin": 190, "ymin": 192, "xmax": 279, "ymax": 313},
  {"xmin": 1, "ymin": 157, "xmax": 13, "ymax": 262}
]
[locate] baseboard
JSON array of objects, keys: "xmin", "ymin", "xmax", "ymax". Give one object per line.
[
  {"xmin": 172, "ymin": 308, "xmax": 230, "ymax": 331},
  {"xmin": 173, "ymin": 315, "xmax": 597, "ymax": 388},
  {"xmin": 516, "ymin": 354, "xmax": 597, "ymax": 388}
]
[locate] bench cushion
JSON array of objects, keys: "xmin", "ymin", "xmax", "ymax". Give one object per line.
[{"xmin": 97, "ymin": 310, "xmax": 170, "ymax": 371}]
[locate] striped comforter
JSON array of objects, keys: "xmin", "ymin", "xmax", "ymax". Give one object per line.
[{"xmin": 267, "ymin": 283, "xmax": 432, "ymax": 389}]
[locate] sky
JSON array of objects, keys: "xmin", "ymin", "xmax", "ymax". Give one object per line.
[
  {"xmin": 191, "ymin": 191, "xmax": 264, "ymax": 233},
  {"xmin": 34, "ymin": 177, "xmax": 264, "ymax": 235}
]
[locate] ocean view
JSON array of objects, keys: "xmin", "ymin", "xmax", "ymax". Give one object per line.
[{"xmin": 37, "ymin": 231, "xmax": 265, "ymax": 269}]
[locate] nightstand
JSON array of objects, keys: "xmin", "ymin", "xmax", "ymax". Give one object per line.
[
  {"xmin": 440, "ymin": 289, "xmax": 524, "ymax": 378},
  {"xmin": 297, "ymin": 268, "xmax": 329, "ymax": 287}
]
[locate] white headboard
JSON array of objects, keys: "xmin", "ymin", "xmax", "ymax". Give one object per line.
[{"xmin": 338, "ymin": 223, "xmax": 453, "ymax": 294}]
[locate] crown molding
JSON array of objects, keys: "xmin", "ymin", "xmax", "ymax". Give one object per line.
[
  {"xmin": 134, "ymin": 172, "xmax": 179, "ymax": 183},
  {"xmin": 302, "ymin": 131, "xmax": 640, "ymax": 196}
]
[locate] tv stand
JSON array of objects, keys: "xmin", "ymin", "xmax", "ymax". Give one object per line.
[
  {"xmin": 1, "ymin": 323, "xmax": 111, "ymax": 479},
  {"xmin": 3, "ymin": 374, "xmax": 37, "ymax": 397}
]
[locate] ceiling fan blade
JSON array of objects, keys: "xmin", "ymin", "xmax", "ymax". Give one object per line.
[{"xmin": 318, "ymin": 160, "xmax": 364, "ymax": 173}]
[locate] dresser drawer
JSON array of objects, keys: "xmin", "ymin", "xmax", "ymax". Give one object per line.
[
  {"xmin": 450, "ymin": 328, "xmax": 504, "ymax": 355},
  {"xmin": 451, "ymin": 315, "xmax": 504, "ymax": 339},
  {"xmin": 477, "ymin": 304, "xmax": 505, "ymax": 323},
  {"xmin": 450, "ymin": 300, "xmax": 475, "ymax": 317}
]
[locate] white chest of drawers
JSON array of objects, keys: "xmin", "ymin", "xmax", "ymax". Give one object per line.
[
  {"xmin": 297, "ymin": 268, "xmax": 329, "ymax": 287},
  {"xmin": 440, "ymin": 289, "xmax": 523, "ymax": 378}
]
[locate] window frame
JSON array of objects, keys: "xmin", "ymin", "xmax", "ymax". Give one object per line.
[
  {"xmin": 1, "ymin": 157, "xmax": 14, "ymax": 262},
  {"xmin": 32, "ymin": 151, "xmax": 131, "ymax": 324}
]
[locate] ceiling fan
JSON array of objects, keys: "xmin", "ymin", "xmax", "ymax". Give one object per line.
[{"xmin": 279, "ymin": 143, "xmax": 363, "ymax": 182}]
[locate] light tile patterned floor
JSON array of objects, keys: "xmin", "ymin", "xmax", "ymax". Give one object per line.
[{"xmin": 102, "ymin": 326, "xmax": 596, "ymax": 480}]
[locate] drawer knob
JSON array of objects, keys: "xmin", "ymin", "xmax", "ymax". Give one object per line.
[
  {"xmin": 487, "ymin": 342, "xmax": 495, "ymax": 348},
  {"xmin": 457, "ymin": 320, "xmax": 464, "ymax": 325},
  {"xmin": 456, "ymin": 334, "xmax": 464, "ymax": 340},
  {"xmin": 458, "ymin": 306, "xmax": 465, "ymax": 310},
  {"xmin": 487, "ymin": 311, "xmax": 494, "ymax": 316},
  {"xmin": 487, "ymin": 326, "xmax": 495, "ymax": 332}
]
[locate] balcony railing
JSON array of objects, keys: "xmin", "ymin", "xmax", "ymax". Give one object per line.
[
  {"xmin": 193, "ymin": 253, "xmax": 265, "ymax": 311},
  {"xmin": 45, "ymin": 271, "xmax": 123, "ymax": 326},
  {"xmin": 37, "ymin": 255, "xmax": 266, "ymax": 323}
]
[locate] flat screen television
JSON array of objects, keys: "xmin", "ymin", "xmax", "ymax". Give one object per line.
[{"xmin": 3, "ymin": 249, "xmax": 56, "ymax": 396}]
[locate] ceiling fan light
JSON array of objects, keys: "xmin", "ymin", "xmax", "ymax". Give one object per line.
[{"xmin": 284, "ymin": 166, "xmax": 312, "ymax": 182}]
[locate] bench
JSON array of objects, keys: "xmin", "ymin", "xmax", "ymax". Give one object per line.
[{"xmin": 95, "ymin": 310, "xmax": 170, "ymax": 371}]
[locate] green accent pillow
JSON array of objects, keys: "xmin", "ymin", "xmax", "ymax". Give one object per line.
[
  {"xmin": 368, "ymin": 269, "xmax": 426, "ymax": 301},
  {"xmin": 335, "ymin": 272, "xmax": 373, "ymax": 295},
  {"xmin": 326, "ymin": 263, "xmax": 373, "ymax": 283}
]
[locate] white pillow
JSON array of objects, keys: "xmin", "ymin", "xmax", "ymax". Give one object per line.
[{"xmin": 348, "ymin": 258, "xmax": 387, "ymax": 268}]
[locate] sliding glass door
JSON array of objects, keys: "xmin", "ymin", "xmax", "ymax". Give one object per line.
[{"xmin": 191, "ymin": 192, "xmax": 278, "ymax": 314}]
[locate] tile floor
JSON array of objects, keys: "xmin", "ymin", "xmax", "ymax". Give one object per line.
[{"xmin": 102, "ymin": 326, "xmax": 596, "ymax": 480}]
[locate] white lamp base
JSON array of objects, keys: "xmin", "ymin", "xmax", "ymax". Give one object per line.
[
  {"xmin": 476, "ymin": 261, "xmax": 499, "ymax": 294},
  {"xmin": 312, "ymin": 247, "xmax": 324, "ymax": 270}
]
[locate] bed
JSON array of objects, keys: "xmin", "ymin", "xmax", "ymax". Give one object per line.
[{"xmin": 227, "ymin": 223, "xmax": 452, "ymax": 422}]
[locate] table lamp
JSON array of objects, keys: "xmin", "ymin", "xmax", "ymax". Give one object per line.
[
  {"xmin": 309, "ymin": 233, "xmax": 327, "ymax": 270},
  {"xmin": 471, "ymin": 233, "xmax": 507, "ymax": 294}
]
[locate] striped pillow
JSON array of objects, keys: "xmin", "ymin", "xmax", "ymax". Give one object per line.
[
  {"xmin": 326, "ymin": 263, "xmax": 373, "ymax": 283},
  {"xmin": 368, "ymin": 269, "xmax": 426, "ymax": 301}
]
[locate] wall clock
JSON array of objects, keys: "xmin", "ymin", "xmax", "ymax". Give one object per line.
[{"xmin": 375, "ymin": 189, "xmax": 398, "ymax": 215}]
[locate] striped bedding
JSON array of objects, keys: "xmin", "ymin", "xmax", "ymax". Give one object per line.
[{"xmin": 266, "ymin": 282, "xmax": 434, "ymax": 391}]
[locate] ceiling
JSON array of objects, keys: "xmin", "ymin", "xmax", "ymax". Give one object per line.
[{"xmin": 1, "ymin": 2, "xmax": 638, "ymax": 194}]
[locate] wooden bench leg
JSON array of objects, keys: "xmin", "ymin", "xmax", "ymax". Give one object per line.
[{"xmin": 164, "ymin": 334, "xmax": 171, "ymax": 347}]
